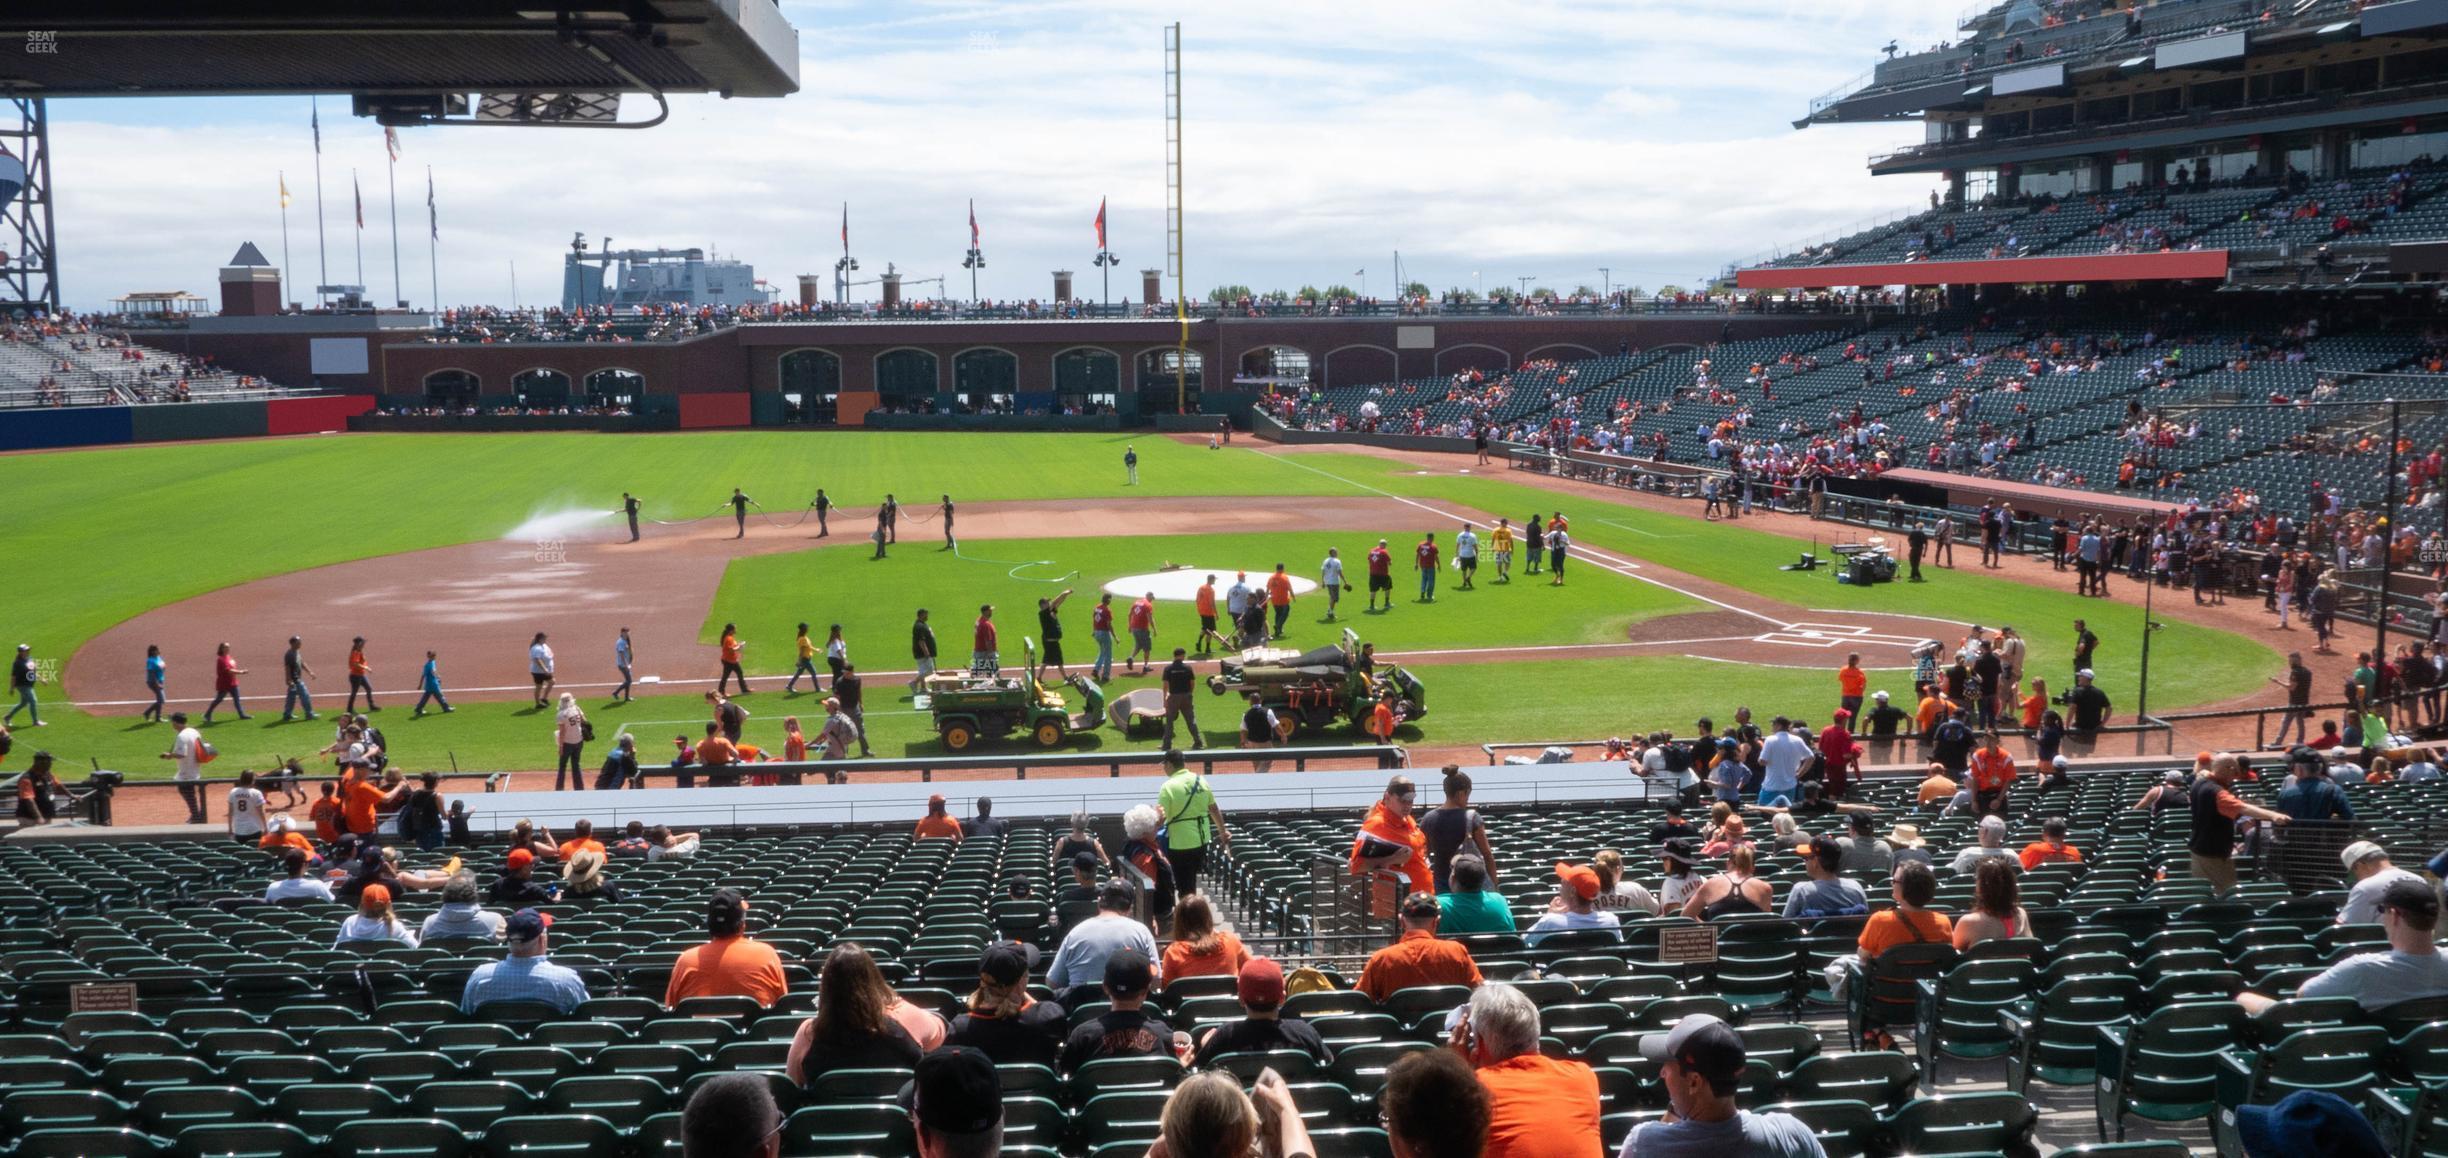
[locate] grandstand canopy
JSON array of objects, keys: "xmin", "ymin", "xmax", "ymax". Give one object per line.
[{"xmin": 0, "ymin": 2, "xmax": 799, "ymax": 102}]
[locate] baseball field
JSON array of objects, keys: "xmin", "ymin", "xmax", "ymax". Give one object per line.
[{"xmin": 4, "ymin": 431, "xmax": 2279, "ymax": 779}]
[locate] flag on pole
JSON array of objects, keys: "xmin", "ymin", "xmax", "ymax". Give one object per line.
[
  {"xmin": 384, "ymin": 126, "xmax": 400, "ymax": 163},
  {"xmin": 426, "ymin": 169, "xmax": 437, "ymax": 240},
  {"xmin": 840, "ymin": 203, "xmax": 848, "ymax": 248},
  {"xmin": 311, "ymin": 106, "xmax": 321, "ymax": 153},
  {"xmin": 353, "ymin": 173, "xmax": 363, "ymax": 229},
  {"xmin": 1095, "ymin": 197, "xmax": 1107, "ymax": 248},
  {"xmin": 279, "ymin": 174, "xmax": 290, "ymax": 209},
  {"xmin": 968, "ymin": 199, "xmax": 978, "ymax": 248}
]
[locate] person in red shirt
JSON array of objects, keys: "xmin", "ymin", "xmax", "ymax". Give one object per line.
[
  {"xmin": 1819, "ymin": 711, "xmax": 1861, "ymax": 798},
  {"xmin": 1367, "ymin": 540, "xmax": 1395, "ymax": 613},
  {"xmin": 1414, "ymin": 533, "xmax": 1441, "ymax": 603},
  {"xmin": 915, "ymin": 793, "xmax": 964, "ymax": 840},
  {"xmin": 1127, "ymin": 594, "xmax": 1156, "ymax": 672},
  {"xmin": 971, "ymin": 604, "xmax": 998, "ymax": 673},
  {"xmin": 346, "ymin": 636, "xmax": 376, "ymax": 713},
  {"xmin": 309, "ymin": 781, "xmax": 342, "ymax": 844},
  {"xmin": 1089, "ymin": 595, "xmax": 1117, "ymax": 683},
  {"xmin": 206, "ymin": 642, "xmax": 249, "ymax": 723},
  {"xmin": 1350, "ymin": 775, "xmax": 1430, "ymax": 897},
  {"xmin": 1265, "ymin": 565, "xmax": 1295, "ymax": 640}
]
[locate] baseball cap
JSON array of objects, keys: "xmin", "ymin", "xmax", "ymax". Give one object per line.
[
  {"xmin": 2051, "ymin": 755, "xmax": 2070, "ymax": 770},
  {"xmin": 1103, "ymin": 948, "xmax": 1153, "ymax": 995},
  {"xmin": 928, "ymin": 793, "xmax": 946, "ymax": 807},
  {"xmin": 1554, "ymin": 861, "xmax": 1600, "ymax": 901},
  {"xmin": 1637, "ymin": 1013, "xmax": 1746, "ymax": 1087},
  {"xmin": 1237, "ymin": 957, "xmax": 1285, "ymax": 1008},
  {"xmin": 979, "ymin": 941, "xmax": 1039, "ymax": 987},
  {"xmin": 359, "ymin": 883, "xmax": 391, "ymax": 906},
  {"xmin": 506, "ymin": 849, "xmax": 534, "ymax": 871},
  {"xmin": 2341, "ymin": 841, "xmax": 2389, "ymax": 871},
  {"xmin": 505, "ymin": 908, "xmax": 553, "ymax": 943},
  {"xmin": 1872, "ymin": 690, "xmax": 1890, "ymax": 702},
  {"xmin": 2380, "ymin": 879, "xmax": 2441, "ymax": 924},
  {"xmin": 1832, "ymin": 708, "xmax": 1852, "ymax": 721},
  {"xmin": 708, "ymin": 887, "xmax": 746, "ymax": 936},
  {"xmin": 897, "ymin": 1047, "xmax": 1002, "ymax": 1137},
  {"xmin": 2077, "ymin": 668, "xmax": 2095, "ymax": 680},
  {"xmin": 1070, "ymin": 851, "xmax": 1101, "ymax": 874}
]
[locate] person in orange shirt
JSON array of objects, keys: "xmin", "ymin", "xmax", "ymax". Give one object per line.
[
  {"xmin": 1158, "ymin": 893, "xmax": 1250, "ymax": 988},
  {"xmin": 2018, "ymin": 817, "xmax": 2083, "ymax": 870},
  {"xmin": 1837, "ymin": 652, "xmax": 1868, "ymax": 719},
  {"xmin": 1915, "ymin": 686, "xmax": 1953, "ymax": 736},
  {"xmin": 1451, "ymin": 981, "xmax": 1602, "ymax": 1158},
  {"xmin": 693, "ymin": 722, "xmax": 740, "ymax": 783},
  {"xmin": 1367, "ymin": 698, "xmax": 1397, "ymax": 745},
  {"xmin": 340, "ymin": 773, "xmax": 398, "ymax": 837},
  {"xmin": 782, "ymin": 716, "xmax": 808, "ymax": 763},
  {"xmin": 309, "ymin": 781, "xmax": 343, "ymax": 844},
  {"xmin": 717, "ymin": 622, "xmax": 748, "ymax": 695},
  {"xmin": 666, "ymin": 888, "xmax": 789, "ymax": 1007},
  {"xmin": 557, "ymin": 819, "xmax": 606, "ymax": 862},
  {"xmin": 1915, "ymin": 763, "xmax": 1960, "ymax": 807},
  {"xmin": 345, "ymin": 636, "xmax": 376, "ymax": 713},
  {"xmin": 1966, "ymin": 732, "xmax": 2018, "ymax": 816},
  {"xmin": 915, "ymin": 793, "xmax": 964, "ymax": 840},
  {"xmin": 1350, "ymin": 776, "xmax": 1430, "ymax": 897},
  {"xmin": 257, "ymin": 814, "xmax": 315, "ymax": 857},
  {"xmin": 1356, "ymin": 892, "xmax": 1483, "ymax": 1002},
  {"xmin": 1857, "ymin": 861, "xmax": 1953, "ymax": 961},
  {"xmin": 1265, "ymin": 564, "xmax": 1295, "ymax": 640},
  {"xmin": 1193, "ymin": 575, "xmax": 1226, "ymax": 656},
  {"xmin": 2020, "ymin": 677, "xmax": 2049, "ymax": 731}
]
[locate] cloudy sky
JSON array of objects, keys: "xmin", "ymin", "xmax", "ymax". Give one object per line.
[{"xmin": 47, "ymin": 0, "xmax": 1966, "ymax": 311}]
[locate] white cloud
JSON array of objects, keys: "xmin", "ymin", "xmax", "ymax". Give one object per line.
[{"xmin": 42, "ymin": 0, "xmax": 1965, "ymax": 309}]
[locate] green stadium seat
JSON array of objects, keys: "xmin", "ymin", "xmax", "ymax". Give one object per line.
[
  {"xmin": 479, "ymin": 1114, "xmax": 625, "ymax": 1158},
  {"xmin": 171, "ymin": 1122, "xmax": 318, "ymax": 1158}
]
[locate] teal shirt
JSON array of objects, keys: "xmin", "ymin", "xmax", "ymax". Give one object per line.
[{"xmin": 1437, "ymin": 889, "xmax": 1517, "ymax": 935}]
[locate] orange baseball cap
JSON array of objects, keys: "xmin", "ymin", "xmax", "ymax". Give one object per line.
[{"xmin": 1554, "ymin": 861, "xmax": 1600, "ymax": 901}]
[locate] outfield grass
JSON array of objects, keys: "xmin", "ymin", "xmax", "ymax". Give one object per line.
[
  {"xmin": 1, "ymin": 432, "xmax": 2280, "ymax": 779},
  {"xmin": 703, "ymin": 530, "xmax": 1701, "ymax": 660}
]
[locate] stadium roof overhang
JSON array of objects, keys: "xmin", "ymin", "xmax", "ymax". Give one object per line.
[
  {"xmin": 1868, "ymin": 92, "xmax": 2448, "ymax": 176},
  {"xmin": 1735, "ymin": 250, "xmax": 2230, "ymax": 290},
  {"xmin": 0, "ymin": 2, "xmax": 798, "ymax": 109}
]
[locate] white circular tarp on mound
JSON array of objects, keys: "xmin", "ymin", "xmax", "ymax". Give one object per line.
[{"xmin": 1102, "ymin": 568, "xmax": 1320, "ymax": 602}]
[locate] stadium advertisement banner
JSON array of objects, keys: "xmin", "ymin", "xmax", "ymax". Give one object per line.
[{"xmin": 1736, "ymin": 249, "xmax": 2229, "ymax": 290}]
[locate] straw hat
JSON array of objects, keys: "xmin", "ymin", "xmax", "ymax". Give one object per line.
[
  {"xmin": 1888, "ymin": 823, "xmax": 1926, "ymax": 849},
  {"xmin": 564, "ymin": 849, "xmax": 607, "ymax": 890}
]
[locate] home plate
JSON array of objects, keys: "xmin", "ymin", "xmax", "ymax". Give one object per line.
[{"xmin": 1103, "ymin": 568, "xmax": 1321, "ymax": 602}]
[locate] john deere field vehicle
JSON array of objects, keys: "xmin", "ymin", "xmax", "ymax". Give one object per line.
[
  {"xmin": 1206, "ymin": 629, "xmax": 1425, "ymax": 736},
  {"xmin": 920, "ymin": 640, "xmax": 1106, "ymax": 750}
]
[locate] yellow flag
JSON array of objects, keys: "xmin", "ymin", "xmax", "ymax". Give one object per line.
[{"xmin": 279, "ymin": 173, "xmax": 290, "ymax": 209}]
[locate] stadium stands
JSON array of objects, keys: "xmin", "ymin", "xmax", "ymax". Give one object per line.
[
  {"xmin": 2, "ymin": 753, "xmax": 2440, "ymax": 1156},
  {"xmin": 0, "ymin": 316, "xmax": 304, "ymax": 410}
]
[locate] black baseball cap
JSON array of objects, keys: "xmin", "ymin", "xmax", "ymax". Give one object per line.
[
  {"xmin": 1070, "ymin": 851, "xmax": 1101, "ymax": 874},
  {"xmin": 897, "ymin": 1047, "xmax": 1002, "ymax": 1136},
  {"xmin": 979, "ymin": 941, "xmax": 1039, "ymax": 987},
  {"xmin": 707, "ymin": 888, "xmax": 746, "ymax": 936},
  {"xmin": 1637, "ymin": 1013, "xmax": 1746, "ymax": 1088},
  {"xmin": 1103, "ymin": 948, "xmax": 1153, "ymax": 996}
]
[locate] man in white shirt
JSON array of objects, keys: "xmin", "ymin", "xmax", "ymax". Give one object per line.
[
  {"xmin": 1948, "ymin": 816, "xmax": 2019, "ymax": 874},
  {"xmin": 227, "ymin": 770, "xmax": 267, "ymax": 843},
  {"xmin": 2242, "ymin": 880, "xmax": 2448, "ymax": 1014},
  {"xmin": 1757, "ymin": 717, "xmax": 1812, "ymax": 807},
  {"xmin": 528, "ymin": 632, "xmax": 555, "ymax": 708},
  {"xmin": 1319, "ymin": 549, "xmax": 1346, "ymax": 622},
  {"xmin": 1526, "ymin": 862, "xmax": 1622, "ymax": 947},
  {"xmin": 1454, "ymin": 523, "xmax": 1480, "ymax": 591},
  {"xmin": 2339, "ymin": 841, "xmax": 2427, "ymax": 926},
  {"xmin": 264, "ymin": 850, "xmax": 334, "ymax": 903},
  {"xmin": 160, "ymin": 711, "xmax": 208, "ymax": 825}
]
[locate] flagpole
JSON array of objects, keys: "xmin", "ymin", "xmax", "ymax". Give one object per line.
[
  {"xmin": 386, "ymin": 140, "xmax": 402, "ymax": 308},
  {"xmin": 426, "ymin": 166, "xmax": 438, "ymax": 314},
  {"xmin": 278, "ymin": 171, "xmax": 293, "ymax": 312},
  {"xmin": 352, "ymin": 169, "xmax": 364, "ymax": 291},
  {"xmin": 311, "ymin": 99, "xmax": 328, "ymax": 306}
]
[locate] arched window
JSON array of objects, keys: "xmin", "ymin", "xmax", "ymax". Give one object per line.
[
  {"xmin": 779, "ymin": 350, "xmax": 841, "ymax": 424},
  {"xmin": 952, "ymin": 348, "xmax": 1018, "ymax": 413},
  {"xmin": 1053, "ymin": 348, "xmax": 1120, "ymax": 412},
  {"xmin": 583, "ymin": 368, "xmax": 643, "ymax": 409},
  {"xmin": 511, "ymin": 368, "xmax": 572, "ymax": 407},
  {"xmin": 422, "ymin": 369, "xmax": 479, "ymax": 406},
  {"xmin": 875, "ymin": 349, "xmax": 940, "ymax": 404}
]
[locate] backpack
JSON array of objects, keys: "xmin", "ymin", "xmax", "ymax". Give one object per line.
[
  {"xmin": 195, "ymin": 740, "xmax": 219, "ymax": 765},
  {"xmin": 1659, "ymin": 742, "xmax": 1691, "ymax": 775}
]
